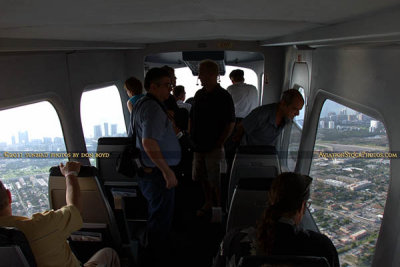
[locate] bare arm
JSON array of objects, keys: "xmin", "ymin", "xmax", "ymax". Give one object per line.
[
  {"xmin": 127, "ymin": 100, "xmax": 133, "ymax": 113},
  {"xmin": 142, "ymin": 138, "xmax": 178, "ymax": 189},
  {"xmin": 59, "ymin": 161, "xmax": 81, "ymax": 213},
  {"xmin": 216, "ymin": 122, "xmax": 235, "ymax": 148}
]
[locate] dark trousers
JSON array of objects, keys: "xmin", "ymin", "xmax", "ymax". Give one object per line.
[{"xmin": 138, "ymin": 170, "xmax": 175, "ymax": 249}]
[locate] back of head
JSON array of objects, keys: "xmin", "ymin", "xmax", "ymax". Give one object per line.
[
  {"xmin": 257, "ymin": 172, "xmax": 312, "ymax": 254},
  {"xmin": 199, "ymin": 59, "xmax": 219, "ymax": 76},
  {"xmin": 229, "ymin": 69, "xmax": 245, "ymax": 82},
  {"xmin": 161, "ymin": 65, "xmax": 174, "ymax": 78},
  {"xmin": 124, "ymin": 77, "xmax": 143, "ymax": 95},
  {"xmin": 144, "ymin": 68, "xmax": 170, "ymax": 91},
  {"xmin": 0, "ymin": 180, "xmax": 9, "ymax": 212},
  {"xmin": 161, "ymin": 65, "xmax": 176, "ymax": 86},
  {"xmin": 173, "ymin": 85, "xmax": 185, "ymax": 98},
  {"xmin": 268, "ymin": 172, "xmax": 311, "ymax": 210},
  {"xmin": 281, "ymin": 89, "xmax": 303, "ymax": 106}
]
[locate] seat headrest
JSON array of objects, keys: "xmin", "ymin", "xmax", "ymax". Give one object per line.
[
  {"xmin": 97, "ymin": 137, "xmax": 134, "ymax": 145},
  {"xmin": 49, "ymin": 165, "xmax": 98, "ymax": 177}
]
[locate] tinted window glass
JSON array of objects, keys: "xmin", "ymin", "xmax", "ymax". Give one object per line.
[
  {"xmin": 0, "ymin": 101, "xmax": 66, "ymax": 217},
  {"xmin": 310, "ymin": 100, "xmax": 390, "ymax": 266}
]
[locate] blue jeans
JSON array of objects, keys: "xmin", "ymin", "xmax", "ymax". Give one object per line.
[{"xmin": 138, "ymin": 169, "xmax": 175, "ymax": 248}]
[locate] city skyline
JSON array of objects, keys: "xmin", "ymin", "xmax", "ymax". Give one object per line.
[{"xmin": 0, "ymin": 121, "xmax": 125, "ymax": 145}]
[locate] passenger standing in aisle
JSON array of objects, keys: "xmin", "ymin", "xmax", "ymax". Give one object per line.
[
  {"xmin": 190, "ymin": 60, "xmax": 235, "ymax": 217},
  {"xmin": 132, "ymin": 67, "xmax": 181, "ymax": 265},
  {"xmin": 233, "ymin": 89, "xmax": 304, "ymax": 147},
  {"xmin": 124, "ymin": 76, "xmax": 144, "ymax": 113},
  {"xmin": 227, "ymin": 69, "xmax": 258, "ymax": 120}
]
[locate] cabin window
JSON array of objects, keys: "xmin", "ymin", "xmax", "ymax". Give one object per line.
[
  {"xmin": 287, "ymin": 87, "xmax": 306, "ymax": 171},
  {"xmin": 310, "ymin": 99, "xmax": 389, "ymax": 266},
  {"xmin": 175, "ymin": 66, "xmax": 258, "ymax": 99},
  {"xmin": 0, "ymin": 101, "xmax": 66, "ymax": 217},
  {"xmin": 80, "ymin": 85, "xmax": 127, "ymax": 165}
]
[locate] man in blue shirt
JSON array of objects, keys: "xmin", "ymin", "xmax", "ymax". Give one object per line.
[
  {"xmin": 132, "ymin": 68, "xmax": 181, "ymax": 265},
  {"xmin": 233, "ymin": 89, "xmax": 304, "ymax": 146}
]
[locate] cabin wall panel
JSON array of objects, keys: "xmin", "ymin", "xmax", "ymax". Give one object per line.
[
  {"xmin": 125, "ymin": 50, "xmax": 145, "ymax": 82},
  {"xmin": 260, "ymin": 47, "xmax": 284, "ymax": 104},
  {"xmin": 67, "ymin": 51, "xmax": 127, "ymax": 93},
  {"xmin": 0, "ymin": 53, "xmax": 69, "ymax": 107},
  {"xmin": 64, "ymin": 51, "xmax": 129, "ymax": 159}
]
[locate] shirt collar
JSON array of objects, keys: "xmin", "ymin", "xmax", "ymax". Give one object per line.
[{"xmin": 269, "ymin": 103, "xmax": 290, "ymax": 128}]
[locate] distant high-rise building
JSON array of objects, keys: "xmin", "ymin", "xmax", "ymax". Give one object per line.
[
  {"xmin": 94, "ymin": 125, "xmax": 102, "ymax": 139},
  {"xmin": 328, "ymin": 112, "xmax": 337, "ymax": 122},
  {"xmin": 320, "ymin": 120, "xmax": 325, "ymax": 128},
  {"xmin": 30, "ymin": 139, "xmax": 42, "ymax": 145},
  {"xmin": 11, "ymin": 136, "xmax": 16, "ymax": 145},
  {"xmin": 43, "ymin": 137, "xmax": 52, "ymax": 144},
  {"xmin": 370, "ymin": 120, "xmax": 379, "ymax": 128},
  {"xmin": 339, "ymin": 108, "xmax": 347, "ymax": 115},
  {"xmin": 0, "ymin": 142, "xmax": 6, "ymax": 150},
  {"xmin": 369, "ymin": 120, "xmax": 380, "ymax": 133},
  {"xmin": 18, "ymin": 131, "xmax": 29, "ymax": 144},
  {"xmin": 53, "ymin": 137, "xmax": 63, "ymax": 144},
  {"xmin": 111, "ymin": 124, "xmax": 117, "ymax": 136},
  {"xmin": 328, "ymin": 121, "xmax": 335, "ymax": 129},
  {"xmin": 104, "ymin": 122, "xmax": 109, "ymax": 137}
]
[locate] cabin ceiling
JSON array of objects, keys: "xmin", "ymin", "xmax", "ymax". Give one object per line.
[{"xmin": 0, "ymin": 0, "xmax": 400, "ymax": 51}]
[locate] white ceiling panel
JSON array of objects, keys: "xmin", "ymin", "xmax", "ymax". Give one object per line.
[{"xmin": 0, "ymin": 0, "xmax": 399, "ymax": 47}]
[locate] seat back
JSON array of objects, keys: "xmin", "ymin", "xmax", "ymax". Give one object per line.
[
  {"xmin": 0, "ymin": 227, "xmax": 37, "ymax": 267},
  {"xmin": 226, "ymin": 178, "xmax": 273, "ymax": 233},
  {"xmin": 238, "ymin": 255, "xmax": 330, "ymax": 267},
  {"xmin": 96, "ymin": 137, "xmax": 137, "ymax": 183},
  {"xmin": 48, "ymin": 165, "xmax": 121, "ymax": 248},
  {"xmin": 228, "ymin": 145, "xmax": 280, "ymax": 207}
]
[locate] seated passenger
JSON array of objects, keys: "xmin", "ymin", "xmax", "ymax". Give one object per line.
[
  {"xmin": 124, "ymin": 76, "xmax": 144, "ymax": 113},
  {"xmin": 173, "ymin": 85, "xmax": 192, "ymax": 112},
  {"xmin": 233, "ymin": 89, "xmax": 304, "ymax": 146},
  {"xmin": 213, "ymin": 172, "xmax": 339, "ymax": 267},
  {"xmin": 0, "ymin": 161, "xmax": 120, "ymax": 267}
]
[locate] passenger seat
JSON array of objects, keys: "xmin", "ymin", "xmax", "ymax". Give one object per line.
[
  {"xmin": 228, "ymin": 145, "xmax": 280, "ymax": 208},
  {"xmin": 96, "ymin": 137, "xmax": 137, "ymax": 183},
  {"xmin": 0, "ymin": 226, "xmax": 37, "ymax": 267},
  {"xmin": 226, "ymin": 177, "xmax": 273, "ymax": 233},
  {"xmin": 48, "ymin": 165, "xmax": 122, "ymax": 260}
]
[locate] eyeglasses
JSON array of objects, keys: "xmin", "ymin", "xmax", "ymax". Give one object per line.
[{"xmin": 156, "ymin": 82, "xmax": 173, "ymax": 89}]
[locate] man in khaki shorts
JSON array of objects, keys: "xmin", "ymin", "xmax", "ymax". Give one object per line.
[{"xmin": 189, "ymin": 60, "xmax": 235, "ymax": 217}]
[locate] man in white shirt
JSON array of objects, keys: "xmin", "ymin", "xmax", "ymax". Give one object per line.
[
  {"xmin": 173, "ymin": 85, "xmax": 191, "ymax": 112},
  {"xmin": 227, "ymin": 69, "xmax": 258, "ymax": 119}
]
